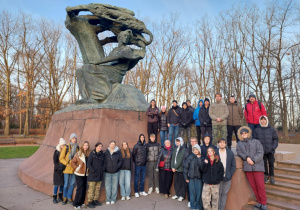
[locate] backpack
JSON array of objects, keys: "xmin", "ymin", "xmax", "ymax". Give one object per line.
[{"xmin": 244, "ymin": 101, "xmax": 262, "ymax": 114}]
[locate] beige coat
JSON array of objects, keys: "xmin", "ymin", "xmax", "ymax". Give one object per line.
[
  {"xmin": 209, "ymin": 101, "xmax": 229, "ymax": 125},
  {"xmin": 227, "ymin": 102, "xmax": 243, "ymax": 126}
]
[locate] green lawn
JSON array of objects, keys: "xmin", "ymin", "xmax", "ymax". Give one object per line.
[{"xmin": 0, "ymin": 146, "xmax": 40, "ymax": 159}]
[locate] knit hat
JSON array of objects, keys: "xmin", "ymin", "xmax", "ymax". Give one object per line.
[
  {"xmin": 172, "ymin": 100, "xmax": 178, "ymax": 104},
  {"xmin": 218, "ymin": 138, "xmax": 227, "ymax": 144},
  {"xmin": 56, "ymin": 138, "xmax": 66, "ymax": 152},
  {"xmin": 204, "ymin": 98, "xmax": 210, "ymax": 103},
  {"xmin": 161, "ymin": 105, "xmax": 166, "ymax": 110},
  {"xmin": 240, "ymin": 128, "xmax": 249, "ymax": 134},
  {"xmin": 70, "ymin": 133, "xmax": 77, "ymax": 140},
  {"xmin": 192, "ymin": 144, "xmax": 201, "ymax": 154},
  {"xmin": 249, "ymin": 93, "xmax": 256, "ymax": 99}
]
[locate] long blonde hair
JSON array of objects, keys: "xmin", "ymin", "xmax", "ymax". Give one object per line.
[
  {"xmin": 79, "ymin": 141, "xmax": 91, "ymax": 157},
  {"xmin": 121, "ymin": 141, "xmax": 130, "ymax": 158}
]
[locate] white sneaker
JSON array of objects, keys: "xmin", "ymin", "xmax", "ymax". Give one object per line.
[
  {"xmin": 178, "ymin": 196, "xmax": 184, "ymax": 201},
  {"xmin": 188, "ymin": 202, "xmax": 190, "ymax": 207},
  {"xmin": 155, "ymin": 187, "xmax": 159, "ymax": 193},
  {"xmin": 121, "ymin": 197, "xmax": 125, "ymax": 201},
  {"xmin": 126, "ymin": 196, "xmax": 131, "ymax": 200},
  {"xmin": 74, "ymin": 207, "xmax": 81, "ymax": 210},
  {"xmin": 140, "ymin": 191, "xmax": 148, "ymax": 196},
  {"xmin": 172, "ymin": 195, "xmax": 178, "ymax": 200},
  {"xmin": 111, "ymin": 201, "xmax": 115, "ymax": 204},
  {"xmin": 135, "ymin": 193, "xmax": 140, "ymax": 198},
  {"xmin": 148, "ymin": 187, "xmax": 153, "ymax": 194},
  {"xmin": 106, "ymin": 201, "xmax": 110, "ymax": 205},
  {"xmin": 81, "ymin": 204, "xmax": 86, "ymax": 208}
]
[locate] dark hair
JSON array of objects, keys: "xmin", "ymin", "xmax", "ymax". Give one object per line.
[
  {"xmin": 121, "ymin": 141, "xmax": 130, "ymax": 158},
  {"xmin": 149, "ymin": 99, "xmax": 157, "ymax": 108},
  {"xmin": 95, "ymin": 142, "xmax": 103, "ymax": 148},
  {"xmin": 215, "ymin": 92, "xmax": 222, "ymax": 97},
  {"xmin": 109, "ymin": 140, "xmax": 116, "ymax": 144}
]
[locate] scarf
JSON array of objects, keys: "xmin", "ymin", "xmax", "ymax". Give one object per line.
[{"xmin": 68, "ymin": 142, "xmax": 78, "ymax": 160}]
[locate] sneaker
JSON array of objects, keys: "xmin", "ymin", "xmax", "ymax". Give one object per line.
[
  {"xmin": 81, "ymin": 204, "xmax": 87, "ymax": 208},
  {"xmin": 148, "ymin": 187, "xmax": 153, "ymax": 194},
  {"xmin": 270, "ymin": 176, "xmax": 276, "ymax": 184},
  {"xmin": 264, "ymin": 175, "xmax": 269, "ymax": 184},
  {"xmin": 172, "ymin": 195, "xmax": 178, "ymax": 200},
  {"xmin": 253, "ymin": 203, "xmax": 262, "ymax": 209},
  {"xmin": 87, "ymin": 202, "xmax": 95, "ymax": 208},
  {"xmin": 126, "ymin": 196, "xmax": 131, "ymax": 200},
  {"xmin": 188, "ymin": 202, "xmax": 190, "ymax": 207},
  {"xmin": 106, "ymin": 201, "xmax": 110, "ymax": 205},
  {"xmin": 178, "ymin": 196, "xmax": 184, "ymax": 201},
  {"xmin": 135, "ymin": 193, "xmax": 140, "ymax": 198},
  {"xmin": 164, "ymin": 194, "xmax": 168, "ymax": 198},
  {"xmin": 121, "ymin": 197, "xmax": 125, "ymax": 201},
  {"xmin": 92, "ymin": 200, "xmax": 102, "ymax": 206},
  {"xmin": 140, "ymin": 191, "xmax": 148, "ymax": 196},
  {"xmin": 68, "ymin": 199, "xmax": 73, "ymax": 205},
  {"xmin": 155, "ymin": 187, "xmax": 159, "ymax": 194},
  {"xmin": 74, "ymin": 206, "xmax": 81, "ymax": 209},
  {"xmin": 261, "ymin": 204, "xmax": 268, "ymax": 210},
  {"xmin": 111, "ymin": 201, "xmax": 115, "ymax": 204}
]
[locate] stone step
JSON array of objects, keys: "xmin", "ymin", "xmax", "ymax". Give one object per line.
[
  {"xmin": 266, "ymin": 188, "xmax": 300, "ymax": 205},
  {"xmin": 277, "ymin": 161, "xmax": 300, "ymax": 170},
  {"xmin": 275, "ymin": 173, "xmax": 300, "ymax": 185},
  {"xmin": 267, "ymin": 198, "xmax": 300, "ymax": 210},
  {"xmin": 242, "ymin": 203, "xmax": 286, "ymax": 210},
  {"xmin": 275, "ymin": 166, "xmax": 300, "ymax": 177},
  {"xmin": 265, "ymin": 181, "xmax": 300, "ymax": 194}
]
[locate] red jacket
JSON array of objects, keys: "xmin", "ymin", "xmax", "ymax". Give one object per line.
[{"xmin": 244, "ymin": 100, "xmax": 267, "ymax": 124}]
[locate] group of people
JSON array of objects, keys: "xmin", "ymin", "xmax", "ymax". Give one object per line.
[{"xmin": 51, "ymin": 92, "xmax": 279, "ymax": 210}]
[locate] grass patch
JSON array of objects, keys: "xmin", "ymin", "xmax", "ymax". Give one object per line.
[{"xmin": 0, "ymin": 146, "xmax": 40, "ymax": 159}]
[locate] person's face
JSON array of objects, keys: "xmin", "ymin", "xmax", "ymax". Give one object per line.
[
  {"xmin": 150, "ymin": 137, "xmax": 155, "ymax": 142},
  {"xmin": 176, "ymin": 140, "xmax": 180, "ymax": 146},
  {"xmin": 183, "ymin": 104, "xmax": 187, "ymax": 109},
  {"xmin": 161, "ymin": 107, "xmax": 166, "ymax": 112},
  {"xmin": 216, "ymin": 95, "xmax": 222, "ymax": 102},
  {"xmin": 187, "ymin": 101, "xmax": 191, "ymax": 106},
  {"xmin": 83, "ymin": 143, "xmax": 89, "ymax": 151},
  {"xmin": 250, "ymin": 97, "xmax": 255, "ymax": 103},
  {"xmin": 190, "ymin": 138, "xmax": 197, "ymax": 146},
  {"xmin": 71, "ymin": 137, "xmax": 77, "ymax": 144},
  {"xmin": 122, "ymin": 142, "xmax": 128, "ymax": 150},
  {"xmin": 140, "ymin": 135, "xmax": 145, "ymax": 143},
  {"xmin": 261, "ymin": 118, "xmax": 267, "ymax": 126},
  {"xmin": 204, "ymin": 137, "xmax": 210, "ymax": 145},
  {"xmin": 165, "ymin": 140, "xmax": 171, "ymax": 147},
  {"xmin": 173, "ymin": 102, "xmax": 177, "ymax": 107},
  {"xmin": 218, "ymin": 141, "xmax": 226, "ymax": 149},
  {"xmin": 109, "ymin": 142, "xmax": 116, "ymax": 149},
  {"xmin": 193, "ymin": 148, "xmax": 200, "ymax": 155},
  {"xmin": 241, "ymin": 132, "xmax": 248, "ymax": 138},
  {"xmin": 199, "ymin": 101, "xmax": 203, "ymax": 107},
  {"xmin": 151, "ymin": 101, "xmax": 155, "ymax": 107},
  {"xmin": 96, "ymin": 144, "xmax": 102, "ymax": 152},
  {"xmin": 204, "ymin": 101, "xmax": 209, "ymax": 106},
  {"xmin": 229, "ymin": 97, "xmax": 235, "ymax": 104},
  {"xmin": 207, "ymin": 148, "xmax": 215, "ymax": 156}
]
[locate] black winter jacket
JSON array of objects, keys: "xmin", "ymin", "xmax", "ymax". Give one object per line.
[
  {"xmin": 87, "ymin": 150, "xmax": 105, "ymax": 182},
  {"xmin": 159, "ymin": 112, "xmax": 168, "ymax": 131},
  {"xmin": 183, "ymin": 153, "xmax": 203, "ymax": 180},
  {"xmin": 104, "ymin": 147, "xmax": 123, "ymax": 173},
  {"xmin": 183, "ymin": 145, "xmax": 192, "ymax": 165},
  {"xmin": 132, "ymin": 140, "xmax": 147, "ymax": 166},
  {"xmin": 179, "ymin": 108, "xmax": 193, "ymax": 128},
  {"xmin": 253, "ymin": 125, "xmax": 278, "ymax": 154},
  {"xmin": 216, "ymin": 148, "xmax": 236, "ymax": 182},
  {"xmin": 202, "ymin": 156, "xmax": 224, "ymax": 185},
  {"xmin": 156, "ymin": 146, "xmax": 173, "ymax": 170},
  {"xmin": 146, "ymin": 141, "xmax": 161, "ymax": 162},
  {"xmin": 199, "ymin": 106, "xmax": 212, "ymax": 127},
  {"xmin": 167, "ymin": 106, "xmax": 181, "ymax": 125},
  {"xmin": 120, "ymin": 150, "xmax": 132, "ymax": 171},
  {"xmin": 53, "ymin": 150, "xmax": 64, "ymax": 186}
]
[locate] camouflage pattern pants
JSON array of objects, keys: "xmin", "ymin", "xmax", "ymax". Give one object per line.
[
  {"xmin": 202, "ymin": 183, "xmax": 220, "ymax": 210},
  {"xmin": 212, "ymin": 125, "xmax": 227, "ymax": 145},
  {"xmin": 87, "ymin": 181, "xmax": 101, "ymax": 203}
]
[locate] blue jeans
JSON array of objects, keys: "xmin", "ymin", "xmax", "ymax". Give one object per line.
[
  {"xmin": 105, "ymin": 172, "xmax": 119, "ymax": 202},
  {"xmin": 119, "ymin": 170, "xmax": 131, "ymax": 197},
  {"xmin": 160, "ymin": 130, "xmax": 168, "ymax": 146},
  {"xmin": 63, "ymin": 173, "xmax": 75, "ymax": 199},
  {"xmin": 248, "ymin": 123, "xmax": 260, "ymax": 137},
  {"xmin": 134, "ymin": 165, "xmax": 146, "ymax": 193},
  {"xmin": 168, "ymin": 124, "xmax": 180, "ymax": 146},
  {"xmin": 189, "ymin": 178, "xmax": 203, "ymax": 209},
  {"xmin": 53, "ymin": 185, "xmax": 63, "ymax": 195}
]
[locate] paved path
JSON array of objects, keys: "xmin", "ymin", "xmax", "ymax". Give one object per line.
[{"xmin": 0, "ymin": 159, "xmax": 189, "ymax": 210}]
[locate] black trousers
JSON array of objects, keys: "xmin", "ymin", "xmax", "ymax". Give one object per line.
[
  {"xmin": 174, "ymin": 172, "xmax": 185, "ymax": 197},
  {"xmin": 159, "ymin": 169, "xmax": 173, "ymax": 195},
  {"xmin": 148, "ymin": 122, "xmax": 158, "ymax": 139},
  {"xmin": 185, "ymin": 180, "xmax": 190, "ymax": 201},
  {"xmin": 74, "ymin": 175, "xmax": 87, "ymax": 207},
  {"xmin": 227, "ymin": 125, "xmax": 241, "ymax": 148},
  {"xmin": 196, "ymin": 126, "xmax": 201, "ymax": 145},
  {"xmin": 264, "ymin": 153, "xmax": 275, "ymax": 176},
  {"xmin": 200, "ymin": 126, "xmax": 212, "ymax": 144}
]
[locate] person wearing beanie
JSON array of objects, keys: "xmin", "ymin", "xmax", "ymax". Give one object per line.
[
  {"xmin": 159, "ymin": 106, "xmax": 168, "ymax": 146},
  {"xmin": 216, "ymin": 138, "xmax": 236, "ymax": 210},
  {"xmin": 199, "ymin": 98, "xmax": 212, "ymax": 145},
  {"xmin": 167, "ymin": 100, "xmax": 181, "ymax": 147},
  {"xmin": 52, "ymin": 138, "xmax": 66, "ymax": 204},
  {"xmin": 193, "ymin": 99, "xmax": 204, "ymax": 145},
  {"xmin": 209, "ymin": 93, "xmax": 229, "ymax": 145},
  {"xmin": 146, "ymin": 99, "xmax": 159, "ymax": 140},
  {"xmin": 179, "ymin": 102, "xmax": 193, "ymax": 146},
  {"xmin": 171, "ymin": 137, "xmax": 186, "ymax": 201},
  {"xmin": 200, "ymin": 134, "xmax": 217, "ymax": 158},
  {"xmin": 227, "ymin": 95, "xmax": 243, "ymax": 150},
  {"xmin": 253, "ymin": 116, "xmax": 278, "ymax": 184},
  {"xmin": 183, "ymin": 144, "xmax": 204, "ymax": 210},
  {"xmin": 59, "ymin": 133, "xmax": 79, "ymax": 205},
  {"xmin": 244, "ymin": 93, "xmax": 267, "ymax": 134},
  {"xmin": 236, "ymin": 126, "xmax": 267, "ymax": 210}
]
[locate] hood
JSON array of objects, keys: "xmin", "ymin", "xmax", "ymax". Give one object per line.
[
  {"xmin": 203, "ymin": 133, "xmax": 211, "ymax": 140},
  {"xmin": 138, "ymin": 134, "xmax": 146, "ymax": 145},
  {"xmin": 108, "ymin": 146, "xmax": 119, "ymax": 154},
  {"xmin": 192, "ymin": 144, "xmax": 201, "ymax": 154},
  {"xmin": 175, "ymin": 137, "xmax": 184, "ymax": 147},
  {"xmin": 259, "ymin": 115, "xmax": 269, "ymax": 127},
  {"xmin": 197, "ymin": 99, "xmax": 204, "ymax": 108},
  {"xmin": 237, "ymin": 126, "xmax": 252, "ymax": 141}
]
